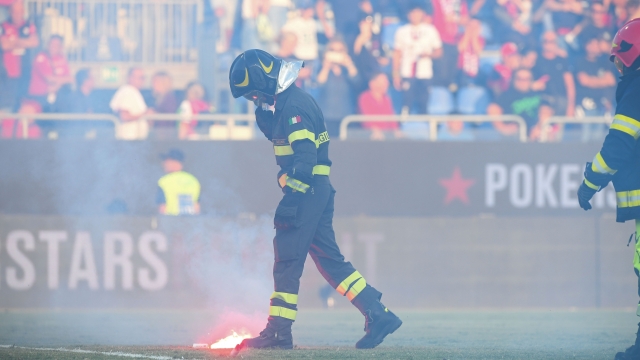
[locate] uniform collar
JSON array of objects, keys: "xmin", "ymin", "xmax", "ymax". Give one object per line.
[{"xmin": 275, "ymin": 84, "xmax": 296, "ymax": 111}]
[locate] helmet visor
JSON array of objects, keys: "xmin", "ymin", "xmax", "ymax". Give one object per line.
[{"xmin": 614, "ymin": 56, "xmax": 625, "ymax": 75}]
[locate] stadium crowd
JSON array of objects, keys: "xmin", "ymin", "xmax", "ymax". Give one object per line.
[{"xmin": 0, "ymin": 0, "xmax": 632, "ymax": 140}]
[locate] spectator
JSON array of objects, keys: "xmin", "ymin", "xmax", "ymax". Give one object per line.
[
  {"xmin": 487, "ymin": 44, "xmax": 520, "ymax": 97},
  {"xmin": 358, "ymin": 72, "xmax": 401, "ymax": 140},
  {"xmin": 27, "ymin": 35, "xmax": 73, "ymax": 110},
  {"xmin": 571, "ymin": 1, "xmax": 615, "ymax": 54},
  {"xmin": 240, "ymin": 0, "xmax": 274, "ymax": 51},
  {"xmin": 178, "ymin": 82, "xmax": 211, "ymax": 140},
  {"xmin": 281, "ymin": 1, "xmax": 319, "ymax": 62},
  {"xmin": 268, "ymin": 0, "xmax": 291, "ymax": 36},
  {"xmin": 457, "ymin": 18, "xmax": 485, "ymax": 85},
  {"xmin": 150, "ymin": 71, "xmax": 178, "ymax": 140},
  {"xmin": 544, "ymin": 0, "xmax": 585, "ymax": 37},
  {"xmin": 109, "ymin": 67, "xmax": 151, "ymax": 140},
  {"xmin": 493, "ymin": 0, "xmax": 535, "ymax": 50},
  {"xmin": 392, "ymin": 5, "xmax": 443, "ymax": 114},
  {"xmin": 317, "ymin": 37, "xmax": 360, "ymax": 136},
  {"xmin": 438, "ymin": 120, "xmax": 475, "ymax": 140},
  {"xmin": 574, "ymin": 37, "xmax": 616, "ymax": 117},
  {"xmin": 56, "ymin": 68, "xmax": 97, "ymax": 113},
  {"xmin": 1, "ymin": 99, "xmax": 41, "ymax": 139},
  {"xmin": 318, "ymin": 0, "xmax": 370, "ymax": 47},
  {"xmin": 353, "ymin": 13, "xmax": 390, "ymax": 89},
  {"xmin": 157, "ymin": 148, "xmax": 201, "ymax": 216},
  {"xmin": 432, "ymin": 0, "xmax": 469, "ymax": 89},
  {"xmin": 531, "ymin": 31, "xmax": 576, "ymax": 117},
  {"xmin": 487, "ymin": 68, "xmax": 554, "ymax": 140},
  {"xmin": 0, "ymin": 0, "xmax": 38, "ymax": 110}
]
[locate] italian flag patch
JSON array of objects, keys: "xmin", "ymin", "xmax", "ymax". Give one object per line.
[{"xmin": 288, "ymin": 115, "xmax": 301, "ymax": 125}]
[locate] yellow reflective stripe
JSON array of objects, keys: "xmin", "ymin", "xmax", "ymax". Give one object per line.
[
  {"xmin": 269, "ymin": 306, "xmax": 297, "ymax": 320},
  {"xmin": 591, "ymin": 152, "xmax": 616, "ymax": 175},
  {"xmin": 286, "ymin": 177, "xmax": 310, "ymax": 193},
  {"xmin": 346, "ymin": 277, "xmax": 367, "ymax": 301},
  {"xmin": 274, "ymin": 145, "xmax": 294, "ymax": 156},
  {"xmin": 584, "ymin": 179, "xmax": 599, "ymax": 190},
  {"xmin": 288, "ymin": 129, "xmax": 316, "ymax": 145},
  {"xmin": 312, "ymin": 165, "xmax": 331, "ymax": 176},
  {"xmin": 271, "ymin": 292, "xmax": 298, "ymax": 305},
  {"xmin": 611, "ymin": 114, "xmax": 640, "ymax": 139},
  {"xmin": 336, "ymin": 271, "xmax": 362, "ymax": 296},
  {"xmin": 616, "ymin": 190, "xmax": 640, "ymax": 208}
]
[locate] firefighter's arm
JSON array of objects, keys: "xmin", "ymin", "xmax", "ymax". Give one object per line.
[{"xmin": 283, "ymin": 111, "xmax": 316, "ymax": 194}]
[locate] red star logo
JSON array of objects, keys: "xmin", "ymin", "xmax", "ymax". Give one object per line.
[{"xmin": 439, "ymin": 167, "xmax": 475, "ymax": 205}]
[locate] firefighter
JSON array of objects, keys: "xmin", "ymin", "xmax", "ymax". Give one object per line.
[
  {"xmin": 577, "ymin": 19, "xmax": 640, "ymax": 360},
  {"xmin": 228, "ymin": 49, "xmax": 402, "ymax": 352}
]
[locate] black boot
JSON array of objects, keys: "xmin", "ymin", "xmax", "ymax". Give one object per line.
[
  {"xmin": 232, "ymin": 317, "xmax": 293, "ymax": 354},
  {"xmin": 616, "ymin": 323, "xmax": 640, "ymax": 360},
  {"xmin": 355, "ymin": 299, "xmax": 402, "ymax": 349}
]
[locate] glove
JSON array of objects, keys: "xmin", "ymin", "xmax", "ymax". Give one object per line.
[
  {"xmin": 274, "ymin": 190, "xmax": 303, "ymax": 230},
  {"xmin": 255, "ymin": 107, "xmax": 274, "ymax": 140},
  {"xmin": 577, "ymin": 181, "xmax": 597, "ymax": 211}
]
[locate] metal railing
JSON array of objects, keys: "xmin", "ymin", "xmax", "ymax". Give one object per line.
[
  {"xmin": 28, "ymin": 0, "xmax": 202, "ymax": 64},
  {"xmin": 4, "ymin": 113, "xmax": 257, "ymax": 140},
  {"xmin": 540, "ymin": 116, "xmax": 611, "ymax": 142},
  {"xmin": 339, "ymin": 115, "xmax": 528, "ymax": 142},
  {"xmin": 5, "ymin": 113, "xmax": 120, "ymax": 139}
]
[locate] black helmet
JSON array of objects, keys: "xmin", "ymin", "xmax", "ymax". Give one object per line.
[{"xmin": 229, "ymin": 49, "xmax": 283, "ymax": 100}]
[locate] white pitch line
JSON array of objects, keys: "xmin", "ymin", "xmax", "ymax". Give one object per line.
[{"xmin": 0, "ymin": 345, "xmax": 173, "ymax": 359}]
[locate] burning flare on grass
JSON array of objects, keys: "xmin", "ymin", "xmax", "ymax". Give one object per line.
[{"xmin": 210, "ymin": 330, "xmax": 252, "ymax": 349}]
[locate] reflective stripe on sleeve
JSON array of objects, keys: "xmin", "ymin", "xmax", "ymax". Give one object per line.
[
  {"xmin": 346, "ymin": 277, "xmax": 367, "ymax": 301},
  {"xmin": 611, "ymin": 114, "xmax": 640, "ymax": 139},
  {"xmin": 269, "ymin": 306, "xmax": 297, "ymax": 320},
  {"xmin": 336, "ymin": 271, "xmax": 363, "ymax": 296},
  {"xmin": 288, "ymin": 129, "xmax": 316, "ymax": 145},
  {"xmin": 312, "ymin": 165, "xmax": 331, "ymax": 176},
  {"xmin": 274, "ymin": 145, "xmax": 294, "ymax": 156},
  {"xmin": 271, "ymin": 292, "xmax": 298, "ymax": 305},
  {"xmin": 286, "ymin": 177, "xmax": 310, "ymax": 193},
  {"xmin": 616, "ymin": 190, "xmax": 640, "ymax": 208},
  {"xmin": 591, "ymin": 152, "xmax": 617, "ymax": 175},
  {"xmin": 584, "ymin": 179, "xmax": 599, "ymax": 191}
]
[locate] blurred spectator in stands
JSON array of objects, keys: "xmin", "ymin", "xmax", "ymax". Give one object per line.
[
  {"xmin": 353, "ymin": 13, "xmax": 390, "ymax": 91},
  {"xmin": 488, "ymin": 47, "xmax": 521, "ymax": 97},
  {"xmin": 212, "ymin": 0, "xmax": 239, "ymax": 53},
  {"xmin": 55, "ymin": 68, "xmax": 96, "ymax": 113},
  {"xmin": 317, "ymin": 37, "xmax": 360, "ymax": 136},
  {"xmin": 493, "ymin": 0, "xmax": 535, "ymax": 50},
  {"xmin": 1, "ymin": 99, "xmax": 41, "ymax": 139},
  {"xmin": 438, "ymin": 120, "xmax": 475, "ymax": 140},
  {"xmin": 432, "ymin": 0, "xmax": 469, "ymax": 90},
  {"xmin": 150, "ymin": 71, "xmax": 178, "ymax": 140},
  {"xmin": 488, "ymin": 68, "xmax": 554, "ymax": 140},
  {"xmin": 574, "ymin": 37, "xmax": 615, "ymax": 117},
  {"xmin": 318, "ymin": 0, "xmax": 374, "ymax": 47},
  {"xmin": 544, "ymin": 0, "xmax": 585, "ymax": 38},
  {"xmin": 0, "ymin": 0, "xmax": 38, "ymax": 111},
  {"xmin": 241, "ymin": 0, "xmax": 275, "ymax": 52},
  {"xmin": 457, "ymin": 18, "xmax": 484, "ymax": 86},
  {"xmin": 570, "ymin": 1, "xmax": 614, "ymax": 54},
  {"xmin": 109, "ymin": 67, "xmax": 151, "ymax": 140},
  {"xmin": 157, "ymin": 148, "xmax": 201, "ymax": 216},
  {"xmin": 531, "ymin": 30, "xmax": 575, "ymax": 117},
  {"xmin": 628, "ymin": 0, "xmax": 640, "ymax": 21},
  {"xmin": 615, "ymin": 0, "xmax": 640, "ymax": 26},
  {"xmin": 27, "ymin": 35, "xmax": 72, "ymax": 111},
  {"xmin": 276, "ymin": 31, "xmax": 313, "ymax": 89},
  {"xmin": 268, "ymin": 0, "xmax": 291, "ymax": 37},
  {"xmin": 358, "ymin": 72, "xmax": 401, "ymax": 140},
  {"xmin": 282, "ymin": 1, "xmax": 319, "ymax": 62},
  {"xmin": 178, "ymin": 82, "xmax": 211, "ymax": 140},
  {"xmin": 392, "ymin": 5, "xmax": 442, "ymax": 114}
]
